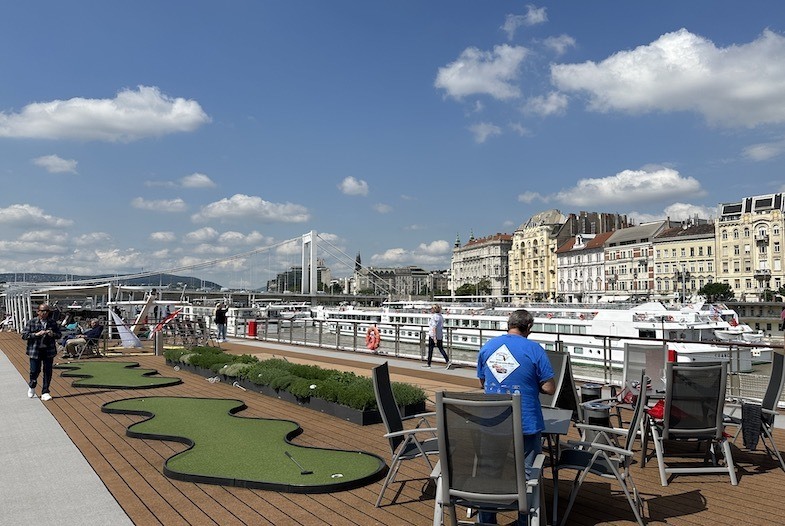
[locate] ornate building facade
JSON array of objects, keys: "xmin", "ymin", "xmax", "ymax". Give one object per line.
[
  {"xmin": 716, "ymin": 193, "xmax": 785, "ymax": 299},
  {"xmin": 450, "ymin": 233, "xmax": 512, "ymax": 300}
]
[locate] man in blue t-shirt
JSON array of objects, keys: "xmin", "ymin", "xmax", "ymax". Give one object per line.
[{"xmin": 476, "ymin": 309, "xmax": 555, "ymax": 525}]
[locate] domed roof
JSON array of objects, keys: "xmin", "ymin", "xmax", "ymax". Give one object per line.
[{"xmin": 517, "ymin": 209, "xmax": 566, "ymax": 230}]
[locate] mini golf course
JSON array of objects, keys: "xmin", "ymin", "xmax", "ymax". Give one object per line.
[
  {"xmin": 54, "ymin": 361, "xmax": 182, "ymax": 389},
  {"xmin": 102, "ymin": 396, "xmax": 387, "ymax": 493}
]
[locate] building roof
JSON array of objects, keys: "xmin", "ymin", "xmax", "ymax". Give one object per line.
[
  {"xmin": 556, "ymin": 230, "xmax": 614, "ymax": 254},
  {"xmin": 606, "ymin": 221, "xmax": 667, "ymax": 245},
  {"xmin": 462, "ymin": 233, "xmax": 512, "ymax": 248},
  {"xmin": 653, "ymin": 223, "xmax": 715, "ymax": 240},
  {"xmin": 516, "ymin": 209, "xmax": 566, "ymax": 231}
]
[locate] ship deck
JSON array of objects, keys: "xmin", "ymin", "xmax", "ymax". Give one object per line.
[{"xmin": 2, "ymin": 331, "xmax": 785, "ymax": 525}]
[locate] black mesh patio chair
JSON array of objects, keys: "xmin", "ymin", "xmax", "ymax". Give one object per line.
[
  {"xmin": 724, "ymin": 351, "xmax": 785, "ymax": 472},
  {"xmin": 434, "ymin": 391, "xmax": 545, "ymax": 526},
  {"xmin": 372, "ymin": 361, "xmax": 438, "ymax": 507},
  {"xmin": 647, "ymin": 361, "xmax": 737, "ymax": 486},
  {"xmin": 553, "ymin": 371, "xmax": 649, "ymax": 526}
]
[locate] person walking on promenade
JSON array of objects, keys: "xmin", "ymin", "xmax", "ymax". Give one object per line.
[
  {"xmin": 476, "ymin": 309, "xmax": 555, "ymax": 525},
  {"xmin": 214, "ymin": 301, "xmax": 228, "ymax": 343},
  {"xmin": 423, "ymin": 304, "xmax": 449, "ymax": 368},
  {"xmin": 21, "ymin": 303, "xmax": 61, "ymax": 401}
]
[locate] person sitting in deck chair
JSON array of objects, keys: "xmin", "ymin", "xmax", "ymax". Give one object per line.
[{"xmin": 62, "ymin": 318, "xmax": 103, "ymax": 358}]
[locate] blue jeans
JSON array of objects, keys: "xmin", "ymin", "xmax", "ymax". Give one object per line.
[
  {"xmin": 217, "ymin": 324, "xmax": 227, "ymax": 340},
  {"xmin": 477, "ymin": 432, "xmax": 541, "ymax": 526},
  {"xmin": 29, "ymin": 355, "xmax": 55, "ymax": 394}
]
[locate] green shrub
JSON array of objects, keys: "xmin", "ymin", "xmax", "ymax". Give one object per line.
[{"xmin": 167, "ymin": 347, "xmax": 426, "ymax": 411}]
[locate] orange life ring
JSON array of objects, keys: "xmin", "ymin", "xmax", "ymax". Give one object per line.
[
  {"xmin": 546, "ymin": 313, "xmax": 553, "ymax": 319},
  {"xmin": 579, "ymin": 313, "xmax": 585, "ymax": 320},
  {"xmin": 365, "ymin": 326, "xmax": 381, "ymax": 350}
]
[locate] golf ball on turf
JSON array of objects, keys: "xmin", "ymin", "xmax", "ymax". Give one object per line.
[{"xmin": 309, "ymin": 384, "xmax": 317, "ymax": 389}]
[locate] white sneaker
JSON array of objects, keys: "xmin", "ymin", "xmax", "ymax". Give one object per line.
[
  {"xmin": 41, "ymin": 393, "xmax": 52, "ymax": 401},
  {"xmin": 422, "ymin": 364, "xmax": 431, "ymax": 368},
  {"xmin": 27, "ymin": 387, "xmax": 35, "ymax": 398}
]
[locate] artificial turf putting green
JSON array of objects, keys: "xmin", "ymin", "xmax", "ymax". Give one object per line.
[
  {"xmin": 54, "ymin": 361, "xmax": 182, "ymax": 389},
  {"xmin": 102, "ymin": 396, "xmax": 387, "ymax": 493}
]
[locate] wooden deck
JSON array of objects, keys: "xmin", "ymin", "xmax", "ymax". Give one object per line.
[{"xmin": 3, "ymin": 332, "xmax": 785, "ymax": 526}]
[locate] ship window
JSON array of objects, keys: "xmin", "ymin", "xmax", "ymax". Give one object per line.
[
  {"xmin": 573, "ymin": 347, "xmax": 584, "ymax": 355},
  {"xmin": 639, "ymin": 329, "xmax": 655, "ymax": 338}
]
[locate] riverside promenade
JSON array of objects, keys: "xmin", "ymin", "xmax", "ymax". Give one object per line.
[{"xmin": 3, "ymin": 331, "xmax": 785, "ymax": 525}]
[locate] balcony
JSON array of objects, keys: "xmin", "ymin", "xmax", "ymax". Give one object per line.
[
  {"xmin": 754, "ymin": 268, "xmax": 772, "ymax": 279},
  {"xmin": 756, "ymin": 233, "xmax": 769, "ymax": 243}
]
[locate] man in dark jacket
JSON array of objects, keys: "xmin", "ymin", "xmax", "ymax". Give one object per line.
[{"xmin": 21, "ymin": 303, "xmax": 61, "ymax": 401}]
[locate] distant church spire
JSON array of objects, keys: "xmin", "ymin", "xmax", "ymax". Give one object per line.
[{"xmin": 454, "ymin": 233, "xmax": 461, "ymax": 248}]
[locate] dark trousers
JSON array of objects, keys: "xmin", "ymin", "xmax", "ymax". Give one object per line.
[
  {"xmin": 427, "ymin": 337, "xmax": 449, "ymax": 365},
  {"xmin": 29, "ymin": 355, "xmax": 55, "ymax": 394},
  {"xmin": 477, "ymin": 432, "xmax": 542, "ymax": 525}
]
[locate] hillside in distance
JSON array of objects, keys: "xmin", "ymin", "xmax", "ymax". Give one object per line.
[{"xmin": 0, "ymin": 273, "xmax": 222, "ymax": 290}]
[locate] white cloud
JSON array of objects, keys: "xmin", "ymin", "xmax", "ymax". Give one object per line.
[
  {"xmin": 628, "ymin": 202, "xmax": 718, "ymax": 224},
  {"xmin": 180, "ymin": 172, "xmax": 216, "ymax": 188},
  {"xmin": 0, "ymin": 239, "xmax": 69, "ymax": 256},
  {"xmin": 131, "ymin": 197, "xmax": 187, "ymax": 212},
  {"xmin": 418, "ymin": 240, "xmax": 451, "ymax": 255},
  {"xmin": 0, "ymin": 86, "xmax": 210, "ymax": 141},
  {"xmin": 374, "ymin": 203, "xmax": 393, "ymax": 213},
  {"xmin": 150, "ymin": 231, "xmax": 176, "ymax": 242},
  {"xmin": 74, "ymin": 232, "xmax": 111, "ymax": 246},
  {"xmin": 522, "ymin": 92, "xmax": 569, "ymax": 116},
  {"xmin": 370, "ymin": 246, "xmax": 449, "ymax": 267},
  {"xmin": 550, "ymin": 166, "xmax": 705, "ymax": 207},
  {"xmin": 469, "ymin": 122, "xmax": 502, "ymax": 143},
  {"xmin": 551, "ymin": 29, "xmax": 785, "ymax": 128},
  {"xmin": 543, "ymin": 34, "xmax": 576, "ymax": 56},
  {"xmin": 743, "ymin": 138, "xmax": 785, "ymax": 161},
  {"xmin": 339, "ymin": 176, "xmax": 369, "ymax": 196},
  {"xmin": 501, "ymin": 5, "xmax": 548, "ymax": 40},
  {"xmin": 32, "ymin": 154, "xmax": 78, "ymax": 174},
  {"xmin": 508, "ymin": 122, "xmax": 531, "ymax": 136},
  {"xmin": 217, "ymin": 230, "xmax": 271, "ymax": 245},
  {"xmin": 184, "ymin": 227, "xmax": 219, "ymax": 244},
  {"xmin": 192, "ymin": 194, "xmax": 310, "ymax": 223},
  {"xmin": 518, "ymin": 191, "xmax": 546, "ymax": 203},
  {"xmin": 0, "ymin": 204, "xmax": 73, "ymax": 228},
  {"xmin": 435, "ymin": 44, "xmax": 529, "ymax": 101}
]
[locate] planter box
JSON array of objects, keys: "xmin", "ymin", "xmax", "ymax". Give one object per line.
[{"xmin": 165, "ymin": 360, "xmax": 426, "ymax": 426}]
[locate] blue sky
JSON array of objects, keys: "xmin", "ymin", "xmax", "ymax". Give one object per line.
[{"xmin": 2, "ymin": 1, "xmax": 785, "ymax": 289}]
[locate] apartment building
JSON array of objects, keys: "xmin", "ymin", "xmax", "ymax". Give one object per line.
[
  {"xmin": 652, "ymin": 223, "xmax": 716, "ymax": 303},
  {"xmin": 603, "ymin": 221, "xmax": 672, "ymax": 301},
  {"xmin": 716, "ymin": 193, "xmax": 785, "ymax": 299},
  {"xmin": 450, "ymin": 232, "xmax": 512, "ymax": 299},
  {"xmin": 555, "ymin": 231, "xmax": 614, "ymax": 303},
  {"xmin": 509, "ymin": 209, "xmax": 567, "ymax": 301}
]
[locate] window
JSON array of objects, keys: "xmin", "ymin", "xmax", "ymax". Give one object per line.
[
  {"xmin": 733, "ymin": 229, "xmax": 739, "ymax": 239},
  {"xmin": 671, "ymin": 249, "xmax": 676, "ymax": 257},
  {"xmin": 698, "ymin": 247, "xmax": 704, "ymax": 256},
  {"xmin": 744, "ymin": 244, "xmax": 751, "ymax": 254},
  {"xmin": 722, "ymin": 230, "xmax": 728, "ymax": 240},
  {"xmin": 760, "ymin": 245, "xmax": 767, "ymax": 255},
  {"xmin": 690, "ymin": 247, "xmax": 695, "ymax": 256},
  {"xmin": 707, "ymin": 246, "xmax": 712, "ymax": 256},
  {"xmin": 681, "ymin": 248, "xmax": 686, "ymax": 257},
  {"xmin": 734, "ymin": 245, "xmax": 740, "ymax": 255},
  {"xmin": 775, "ymin": 242, "xmax": 780, "ymax": 253},
  {"xmin": 744, "ymin": 228, "xmax": 750, "ymax": 237}
]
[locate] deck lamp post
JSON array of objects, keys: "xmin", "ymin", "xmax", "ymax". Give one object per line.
[{"xmin": 674, "ymin": 265, "xmax": 690, "ymax": 305}]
